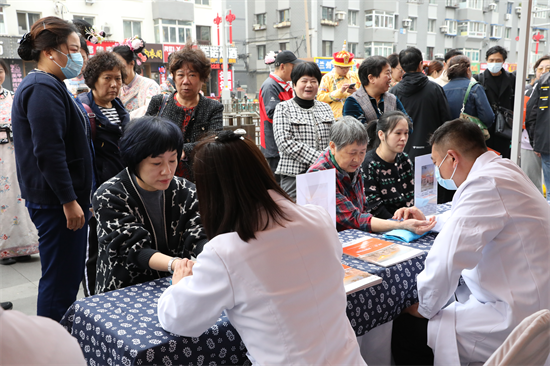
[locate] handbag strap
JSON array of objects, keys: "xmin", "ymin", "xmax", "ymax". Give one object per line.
[{"xmin": 461, "ymin": 80, "xmax": 477, "ymax": 114}]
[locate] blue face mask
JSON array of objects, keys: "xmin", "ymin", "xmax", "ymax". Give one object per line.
[
  {"xmin": 434, "ymin": 153, "xmax": 458, "ymax": 190},
  {"xmin": 53, "ymin": 49, "xmax": 84, "ymax": 79},
  {"xmin": 486, "ymin": 62, "xmax": 503, "ymax": 74}
]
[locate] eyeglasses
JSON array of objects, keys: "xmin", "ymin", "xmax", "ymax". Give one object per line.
[{"xmin": 537, "ymin": 66, "xmax": 550, "ymax": 72}]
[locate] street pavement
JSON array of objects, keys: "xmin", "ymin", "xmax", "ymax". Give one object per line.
[{"xmin": 0, "ymin": 254, "xmax": 85, "ymax": 315}]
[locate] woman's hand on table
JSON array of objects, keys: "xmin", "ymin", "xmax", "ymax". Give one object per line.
[
  {"xmin": 172, "ymin": 258, "xmax": 194, "ymax": 285},
  {"xmin": 402, "ymin": 303, "xmax": 425, "ymax": 319},
  {"xmin": 393, "ymin": 207, "xmax": 426, "ymax": 221},
  {"xmin": 399, "ymin": 216, "xmax": 436, "ymax": 235}
]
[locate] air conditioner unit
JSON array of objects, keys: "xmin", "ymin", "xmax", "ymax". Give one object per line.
[
  {"xmin": 402, "ymin": 18, "xmax": 412, "ymax": 27},
  {"xmin": 434, "ymin": 53, "xmax": 444, "ymax": 59},
  {"xmin": 488, "ymin": 3, "xmax": 497, "ymax": 11},
  {"xmin": 253, "ymin": 24, "xmax": 261, "ymax": 30},
  {"xmin": 505, "ymin": 13, "xmax": 511, "ymax": 20},
  {"xmin": 336, "ymin": 11, "xmax": 346, "ymax": 21},
  {"xmin": 85, "ymin": 0, "xmax": 95, "ymax": 4},
  {"xmin": 440, "ymin": 25, "xmax": 449, "ymax": 33},
  {"xmin": 515, "ymin": 7, "xmax": 521, "ymax": 14}
]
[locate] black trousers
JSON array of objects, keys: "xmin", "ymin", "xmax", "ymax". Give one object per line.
[
  {"xmin": 392, "ymin": 313, "xmax": 434, "ymax": 366},
  {"xmin": 82, "ymin": 215, "xmax": 98, "ymax": 297},
  {"xmin": 266, "ymin": 156, "xmax": 282, "ymax": 186}
]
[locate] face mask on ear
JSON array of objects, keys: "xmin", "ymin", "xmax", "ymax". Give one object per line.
[
  {"xmin": 52, "ymin": 49, "xmax": 84, "ymax": 79},
  {"xmin": 434, "ymin": 153, "xmax": 458, "ymax": 190}
]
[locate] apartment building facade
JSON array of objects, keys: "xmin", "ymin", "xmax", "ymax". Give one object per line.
[{"xmin": 228, "ymin": 0, "xmax": 550, "ymax": 95}]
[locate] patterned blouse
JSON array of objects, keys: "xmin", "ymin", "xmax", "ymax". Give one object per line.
[
  {"xmin": 119, "ymin": 74, "xmax": 161, "ymax": 112},
  {"xmin": 361, "ymin": 149, "xmax": 414, "ymax": 219}
]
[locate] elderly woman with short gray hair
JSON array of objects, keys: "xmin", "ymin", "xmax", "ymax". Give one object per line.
[{"xmin": 308, "ymin": 116, "xmax": 435, "ymax": 234}]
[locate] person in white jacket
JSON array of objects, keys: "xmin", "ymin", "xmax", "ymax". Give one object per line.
[
  {"xmin": 157, "ymin": 129, "xmax": 366, "ymax": 366},
  {"xmin": 391, "ymin": 118, "xmax": 550, "ymax": 366}
]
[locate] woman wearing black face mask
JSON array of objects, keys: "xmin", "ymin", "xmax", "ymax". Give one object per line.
[{"xmin": 11, "ymin": 16, "xmax": 94, "ymax": 322}]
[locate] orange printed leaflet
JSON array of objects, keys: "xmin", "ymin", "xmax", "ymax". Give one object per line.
[
  {"xmin": 343, "ymin": 236, "xmax": 423, "ymax": 267},
  {"xmin": 342, "ymin": 264, "xmax": 382, "ymax": 294}
]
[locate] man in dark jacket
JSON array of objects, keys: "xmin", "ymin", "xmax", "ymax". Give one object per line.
[
  {"xmin": 525, "ymin": 71, "xmax": 550, "ymax": 194},
  {"xmin": 390, "ymin": 47, "xmax": 453, "ymax": 203},
  {"xmin": 473, "ymin": 46, "xmax": 515, "ymax": 159},
  {"xmin": 259, "ymin": 51, "xmax": 302, "ymax": 184}
]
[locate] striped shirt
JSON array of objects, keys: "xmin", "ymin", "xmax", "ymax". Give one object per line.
[{"xmin": 98, "ymin": 106, "xmax": 121, "ymax": 126}]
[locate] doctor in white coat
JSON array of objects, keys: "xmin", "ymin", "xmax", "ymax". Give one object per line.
[
  {"xmin": 157, "ymin": 130, "xmax": 366, "ymax": 366},
  {"xmin": 392, "ymin": 118, "xmax": 550, "ymax": 366}
]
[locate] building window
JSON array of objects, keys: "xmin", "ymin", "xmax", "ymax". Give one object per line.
[
  {"xmin": 279, "ymin": 43, "xmax": 287, "ymax": 51},
  {"xmin": 490, "ymin": 25, "xmax": 502, "ymax": 39},
  {"xmin": 348, "ymin": 42, "xmax": 357, "ymax": 56},
  {"xmin": 409, "ymin": 17, "xmax": 417, "ymax": 32},
  {"xmin": 0, "ymin": 7, "xmax": 6, "ymax": 34},
  {"xmin": 459, "ymin": 0, "xmax": 483, "ymax": 10},
  {"xmin": 123, "ymin": 20, "xmax": 141, "ymax": 39},
  {"xmin": 154, "ymin": 19, "xmax": 192, "ymax": 44},
  {"xmin": 73, "ymin": 15, "xmax": 94, "ymax": 26},
  {"xmin": 196, "ymin": 26, "xmax": 211, "ymax": 45},
  {"xmin": 429, "ymin": 0, "xmax": 437, "ymax": 3},
  {"xmin": 364, "ymin": 42, "xmax": 393, "ymax": 57},
  {"xmin": 463, "ymin": 48, "xmax": 480, "ymax": 62},
  {"xmin": 195, "ymin": 0, "xmax": 210, "ymax": 5},
  {"xmin": 534, "ymin": 6, "xmax": 549, "ymax": 19},
  {"xmin": 256, "ymin": 13, "xmax": 266, "ymax": 26},
  {"xmin": 348, "ymin": 10, "xmax": 358, "ymax": 26},
  {"xmin": 426, "ymin": 47, "xmax": 434, "ymax": 60},
  {"xmin": 506, "ymin": 2, "xmax": 513, "ymax": 14},
  {"xmin": 505, "ymin": 27, "xmax": 511, "ymax": 39},
  {"xmin": 427, "ymin": 19, "xmax": 436, "ymax": 33},
  {"xmin": 458, "ymin": 21, "xmax": 486, "ymax": 38},
  {"xmin": 257, "ymin": 45, "xmax": 266, "ymax": 60},
  {"xmin": 17, "ymin": 12, "xmax": 40, "ymax": 35},
  {"xmin": 279, "ymin": 9, "xmax": 290, "ymax": 23},
  {"xmin": 322, "ymin": 41, "xmax": 333, "ymax": 57},
  {"xmin": 322, "ymin": 7, "xmax": 334, "ymax": 21},
  {"xmin": 445, "ymin": 19, "xmax": 458, "ymax": 35},
  {"xmin": 365, "ymin": 10, "xmax": 395, "ymax": 29}
]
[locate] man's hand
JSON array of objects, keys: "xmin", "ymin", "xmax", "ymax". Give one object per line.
[
  {"xmin": 340, "ymin": 83, "xmax": 350, "ymax": 94},
  {"xmin": 400, "ymin": 216, "xmax": 436, "ymax": 235},
  {"xmin": 402, "ymin": 303, "xmax": 425, "ymax": 319},
  {"xmin": 347, "ymin": 85, "xmax": 357, "ymax": 94},
  {"xmin": 393, "ymin": 206, "xmax": 427, "ymax": 221},
  {"xmin": 63, "ymin": 200, "xmax": 85, "ymax": 231},
  {"xmin": 535, "ymin": 152, "xmax": 541, "ymax": 158},
  {"xmin": 172, "ymin": 258, "xmax": 194, "ymax": 285}
]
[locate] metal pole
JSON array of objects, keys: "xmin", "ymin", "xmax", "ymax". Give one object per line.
[
  {"xmin": 221, "ymin": 3, "xmax": 231, "ymax": 106},
  {"xmin": 303, "ymin": 0, "xmax": 311, "ymax": 58},
  {"xmin": 510, "ymin": 0, "xmax": 533, "ymax": 165}
]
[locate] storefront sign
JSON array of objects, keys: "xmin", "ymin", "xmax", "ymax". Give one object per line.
[
  {"xmin": 314, "ymin": 57, "xmax": 334, "ymax": 73},
  {"xmin": 163, "ymin": 44, "xmax": 186, "ymax": 63},
  {"xmin": 201, "ymin": 46, "xmax": 238, "ymax": 64},
  {"xmin": 218, "ymin": 69, "xmax": 233, "ymax": 96},
  {"xmin": 143, "ymin": 43, "xmax": 164, "ymax": 63}
]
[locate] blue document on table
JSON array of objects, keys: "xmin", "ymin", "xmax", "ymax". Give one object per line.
[{"xmin": 383, "ymin": 229, "xmax": 428, "ymax": 243}]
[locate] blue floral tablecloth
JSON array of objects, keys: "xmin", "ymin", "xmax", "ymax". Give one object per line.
[
  {"xmin": 61, "ymin": 203, "xmax": 452, "ymax": 365},
  {"xmin": 61, "ymin": 281, "xmax": 250, "ymax": 366}
]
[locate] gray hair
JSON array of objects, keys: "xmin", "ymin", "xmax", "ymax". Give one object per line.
[{"xmin": 330, "ymin": 116, "xmax": 369, "ymax": 151}]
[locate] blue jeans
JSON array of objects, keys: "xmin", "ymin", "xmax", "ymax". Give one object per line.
[
  {"xmin": 541, "ymin": 153, "xmax": 550, "ymax": 198},
  {"xmin": 28, "ymin": 207, "xmax": 90, "ymax": 322}
]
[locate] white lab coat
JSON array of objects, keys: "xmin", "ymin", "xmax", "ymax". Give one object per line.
[
  {"xmin": 417, "ymin": 151, "xmax": 550, "ymax": 365},
  {"xmin": 158, "ymin": 190, "xmax": 366, "ymax": 366},
  {"xmin": 0, "ymin": 308, "xmax": 86, "ymax": 365}
]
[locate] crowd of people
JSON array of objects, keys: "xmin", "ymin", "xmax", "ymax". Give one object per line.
[{"xmin": 0, "ymin": 15, "xmax": 549, "ymax": 366}]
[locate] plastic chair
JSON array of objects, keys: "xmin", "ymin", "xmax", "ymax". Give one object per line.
[{"xmin": 484, "ymin": 309, "xmax": 550, "ymax": 366}]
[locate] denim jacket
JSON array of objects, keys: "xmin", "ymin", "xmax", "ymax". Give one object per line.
[{"xmin": 443, "ymin": 77, "xmax": 495, "ymax": 128}]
